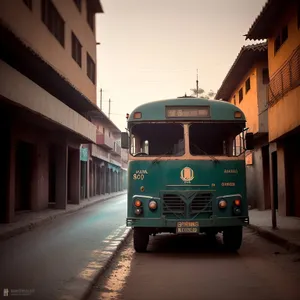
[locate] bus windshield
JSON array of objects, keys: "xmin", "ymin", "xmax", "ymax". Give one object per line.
[
  {"xmin": 130, "ymin": 123, "xmax": 184, "ymax": 156},
  {"xmin": 189, "ymin": 123, "xmax": 245, "ymax": 157}
]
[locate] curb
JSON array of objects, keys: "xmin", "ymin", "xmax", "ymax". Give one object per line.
[
  {"xmin": 0, "ymin": 192, "xmax": 127, "ymax": 242},
  {"xmin": 248, "ymin": 224, "xmax": 300, "ymax": 253},
  {"xmin": 59, "ymin": 227, "xmax": 133, "ymax": 300}
]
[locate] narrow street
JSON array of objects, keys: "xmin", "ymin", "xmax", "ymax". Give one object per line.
[
  {"xmin": 0, "ymin": 194, "xmax": 127, "ymax": 300},
  {"xmin": 88, "ymin": 228, "xmax": 300, "ymax": 300}
]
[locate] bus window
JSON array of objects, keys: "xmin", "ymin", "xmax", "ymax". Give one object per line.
[
  {"xmin": 130, "ymin": 123, "xmax": 184, "ymax": 156},
  {"xmin": 189, "ymin": 123, "xmax": 244, "ymax": 156}
]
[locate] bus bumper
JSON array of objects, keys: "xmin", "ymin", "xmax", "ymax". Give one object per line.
[{"xmin": 126, "ymin": 215, "xmax": 249, "ymax": 228}]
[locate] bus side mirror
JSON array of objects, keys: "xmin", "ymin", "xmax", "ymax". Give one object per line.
[
  {"xmin": 245, "ymin": 133, "xmax": 254, "ymax": 150},
  {"xmin": 121, "ymin": 132, "xmax": 129, "ymax": 149}
]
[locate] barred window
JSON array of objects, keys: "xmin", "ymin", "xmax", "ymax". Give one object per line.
[
  {"xmin": 238, "ymin": 88, "xmax": 243, "ymax": 103},
  {"xmin": 87, "ymin": 53, "xmax": 96, "ymax": 84},
  {"xmin": 71, "ymin": 32, "xmax": 82, "ymax": 67},
  {"xmin": 41, "ymin": 0, "xmax": 65, "ymax": 47},
  {"xmin": 245, "ymin": 77, "xmax": 251, "ymax": 93},
  {"xmin": 274, "ymin": 25, "xmax": 288, "ymax": 54}
]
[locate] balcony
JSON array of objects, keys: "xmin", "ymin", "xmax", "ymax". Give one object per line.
[
  {"xmin": 268, "ymin": 45, "xmax": 300, "ymax": 107},
  {"xmin": 111, "ymin": 142, "xmax": 121, "ymax": 156},
  {"xmin": 96, "ymin": 132, "xmax": 115, "ymax": 150},
  {"xmin": 267, "ymin": 46, "xmax": 300, "ymax": 141}
]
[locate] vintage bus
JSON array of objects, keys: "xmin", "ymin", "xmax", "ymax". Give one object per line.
[{"xmin": 121, "ymin": 96, "xmax": 254, "ymax": 252}]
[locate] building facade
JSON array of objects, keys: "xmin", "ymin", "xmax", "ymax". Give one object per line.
[
  {"xmin": 0, "ymin": 0, "xmax": 127, "ymax": 224},
  {"xmin": 245, "ymin": 0, "xmax": 300, "ymax": 217},
  {"xmin": 215, "ymin": 43, "xmax": 270, "ymax": 210},
  {"xmin": 81, "ymin": 114, "xmax": 128, "ymax": 199}
]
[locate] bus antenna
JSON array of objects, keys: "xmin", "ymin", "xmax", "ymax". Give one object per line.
[{"xmin": 196, "ymin": 69, "xmax": 199, "ymax": 98}]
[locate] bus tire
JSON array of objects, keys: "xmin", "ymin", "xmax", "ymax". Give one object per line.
[
  {"xmin": 223, "ymin": 226, "xmax": 243, "ymax": 251},
  {"xmin": 133, "ymin": 228, "xmax": 149, "ymax": 253}
]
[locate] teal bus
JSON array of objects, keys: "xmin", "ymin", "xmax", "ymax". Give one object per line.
[{"xmin": 121, "ymin": 96, "xmax": 254, "ymax": 252}]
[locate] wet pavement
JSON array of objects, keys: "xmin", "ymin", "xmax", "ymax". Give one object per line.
[
  {"xmin": 88, "ymin": 228, "xmax": 300, "ymax": 300},
  {"xmin": 0, "ymin": 194, "xmax": 127, "ymax": 300}
]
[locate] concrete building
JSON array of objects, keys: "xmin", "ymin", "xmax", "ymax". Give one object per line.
[
  {"xmin": 82, "ymin": 113, "xmax": 127, "ymax": 199},
  {"xmin": 215, "ymin": 43, "xmax": 270, "ymax": 210},
  {"xmin": 0, "ymin": 0, "xmax": 127, "ymax": 224},
  {"xmin": 245, "ymin": 0, "xmax": 300, "ymax": 217}
]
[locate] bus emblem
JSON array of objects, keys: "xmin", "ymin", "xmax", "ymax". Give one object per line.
[{"xmin": 180, "ymin": 167, "xmax": 194, "ymax": 183}]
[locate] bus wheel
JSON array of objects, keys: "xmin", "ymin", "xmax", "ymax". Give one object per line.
[
  {"xmin": 133, "ymin": 228, "xmax": 149, "ymax": 253},
  {"xmin": 223, "ymin": 226, "xmax": 243, "ymax": 252}
]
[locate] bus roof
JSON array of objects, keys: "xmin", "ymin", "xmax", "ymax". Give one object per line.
[{"xmin": 127, "ymin": 97, "xmax": 246, "ymax": 122}]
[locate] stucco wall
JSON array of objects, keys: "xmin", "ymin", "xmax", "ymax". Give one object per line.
[
  {"xmin": 267, "ymin": 3, "xmax": 300, "ymax": 77},
  {"xmin": 268, "ymin": 86, "xmax": 300, "ymax": 142},
  {"xmin": 0, "ymin": 60, "xmax": 97, "ymax": 143},
  {"xmin": 0, "ymin": 0, "xmax": 97, "ymax": 103},
  {"xmin": 246, "ymin": 148, "xmax": 265, "ymax": 209},
  {"xmin": 229, "ymin": 66, "xmax": 259, "ymax": 134}
]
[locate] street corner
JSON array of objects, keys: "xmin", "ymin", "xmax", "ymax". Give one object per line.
[{"xmin": 58, "ymin": 225, "xmax": 132, "ymax": 300}]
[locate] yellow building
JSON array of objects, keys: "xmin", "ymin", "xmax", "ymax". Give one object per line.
[
  {"xmin": 215, "ymin": 42, "xmax": 270, "ymax": 210},
  {"xmin": 245, "ymin": 0, "xmax": 300, "ymax": 217}
]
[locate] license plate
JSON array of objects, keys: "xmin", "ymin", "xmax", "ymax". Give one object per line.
[{"xmin": 176, "ymin": 221, "xmax": 199, "ymax": 234}]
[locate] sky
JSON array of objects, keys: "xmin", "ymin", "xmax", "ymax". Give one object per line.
[{"xmin": 95, "ymin": 0, "xmax": 266, "ymax": 131}]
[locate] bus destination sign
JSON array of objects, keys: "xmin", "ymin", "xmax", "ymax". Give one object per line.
[{"xmin": 166, "ymin": 106, "xmax": 210, "ymax": 118}]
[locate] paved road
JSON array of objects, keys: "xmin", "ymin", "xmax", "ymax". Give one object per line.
[
  {"xmin": 0, "ymin": 194, "xmax": 127, "ymax": 300},
  {"xmin": 88, "ymin": 228, "xmax": 300, "ymax": 300}
]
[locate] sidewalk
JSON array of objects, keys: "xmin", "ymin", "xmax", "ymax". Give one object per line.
[
  {"xmin": 0, "ymin": 191, "xmax": 127, "ymax": 242},
  {"xmin": 248, "ymin": 209, "xmax": 300, "ymax": 253}
]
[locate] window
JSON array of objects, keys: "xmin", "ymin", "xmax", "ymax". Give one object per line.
[
  {"xmin": 71, "ymin": 32, "xmax": 82, "ymax": 67},
  {"xmin": 86, "ymin": 53, "xmax": 96, "ymax": 83},
  {"xmin": 298, "ymin": 4, "xmax": 300, "ymax": 29},
  {"xmin": 245, "ymin": 77, "xmax": 251, "ymax": 93},
  {"xmin": 274, "ymin": 25, "xmax": 288, "ymax": 54},
  {"xmin": 238, "ymin": 88, "xmax": 243, "ymax": 102},
  {"xmin": 87, "ymin": 6, "xmax": 95, "ymax": 32},
  {"xmin": 282, "ymin": 26, "xmax": 288, "ymax": 43},
  {"xmin": 262, "ymin": 68, "xmax": 269, "ymax": 84},
  {"xmin": 189, "ymin": 123, "xmax": 245, "ymax": 157},
  {"xmin": 73, "ymin": 0, "xmax": 81, "ymax": 12},
  {"xmin": 130, "ymin": 123, "xmax": 184, "ymax": 156},
  {"xmin": 23, "ymin": 0, "xmax": 32, "ymax": 10},
  {"xmin": 41, "ymin": 0, "xmax": 65, "ymax": 47}
]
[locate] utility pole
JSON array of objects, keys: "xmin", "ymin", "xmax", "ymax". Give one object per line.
[
  {"xmin": 100, "ymin": 88, "xmax": 103, "ymax": 110},
  {"xmin": 196, "ymin": 69, "xmax": 199, "ymax": 98},
  {"xmin": 108, "ymin": 98, "xmax": 111, "ymax": 119}
]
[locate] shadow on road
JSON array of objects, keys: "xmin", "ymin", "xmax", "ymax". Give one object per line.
[{"xmin": 134, "ymin": 233, "xmax": 240, "ymax": 259}]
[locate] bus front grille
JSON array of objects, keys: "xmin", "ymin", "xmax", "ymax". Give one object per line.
[
  {"xmin": 190, "ymin": 193, "xmax": 213, "ymax": 214},
  {"xmin": 163, "ymin": 194, "xmax": 185, "ymax": 216}
]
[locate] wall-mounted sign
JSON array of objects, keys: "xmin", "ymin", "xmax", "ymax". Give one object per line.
[{"xmin": 80, "ymin": 147, "xmax": 88, "ymax": 162}]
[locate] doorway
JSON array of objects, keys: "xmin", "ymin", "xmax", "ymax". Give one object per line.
[
  {"xmin": 15, "ymin": 141, "xmax": 35, "ymax": 211},
  {"xmin": 271, "ymin": 151, "xmax": 278, "ymax": 211},
  {"xmin": 285, "ymin": 135, "xmax": 300, "ymax": 217},
  {"xmin": 48, "ymin": 144, "xmax": 56, "ymax": 204},
  {"xmin": 262, "ymin": 145, "xmax": 271, "ymax": 209}
]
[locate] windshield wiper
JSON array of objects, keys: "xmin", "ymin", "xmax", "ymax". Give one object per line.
[
  {"xmin": 151, "ymin": 146, "xmax": 174, "ymax": 165},
  {"xmin": 190, "ymin": 143, "xmax": 220, "ymax": 163}
]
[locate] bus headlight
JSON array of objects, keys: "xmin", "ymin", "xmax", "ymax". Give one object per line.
[
  {"xmin": 135, "ymin": 208, "xmax": 143, "ymax": 215},
  {"xmin": 219, "ymin": 199, "xmax": 227, "ymax": 209},
  {"xmin": 233, "ymin": 207, "xmax": 241, "ymax": 215},
  {"xmin": 149, "ymin": 200, "xmax": 157, "ymax": 210}
]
